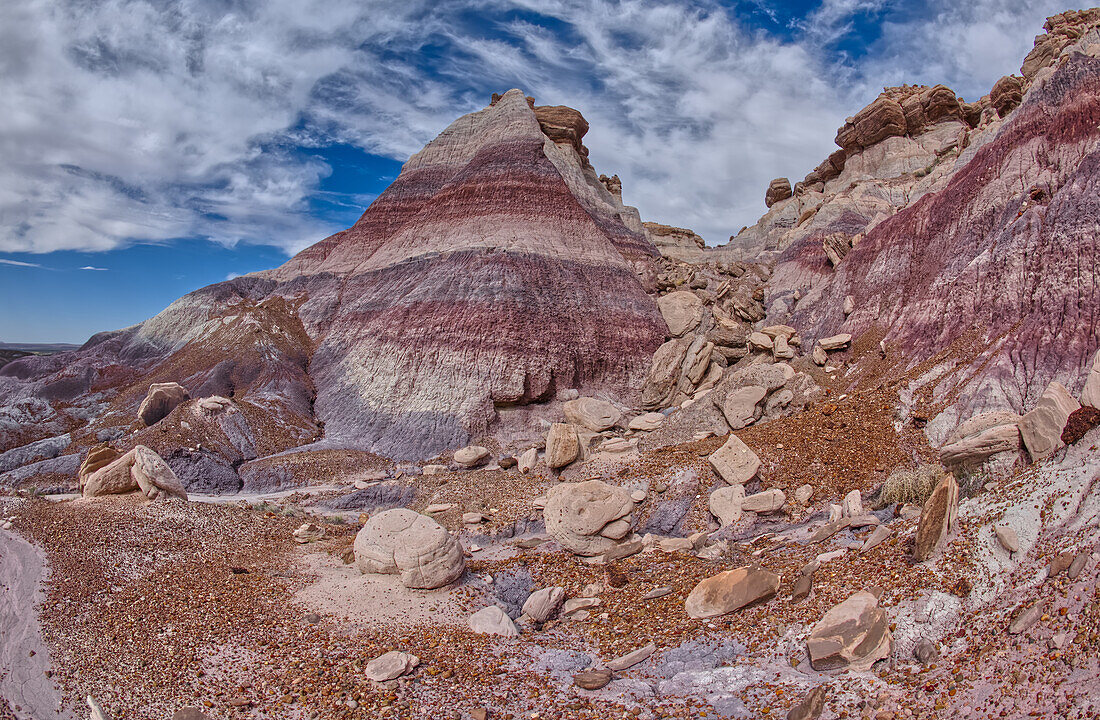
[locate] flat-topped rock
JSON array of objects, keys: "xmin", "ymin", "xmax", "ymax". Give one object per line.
[
  {"xmin": 818, "ymin": 334, "xmax": 852, "ymax": 351},
  {"xmin": 564, "ymin": 397, "xmax": 621, "ymax": 431},
  {"xmin": 708, "ymin": 434, "xmax": 761, "ymax": 485},
  {"xmin": 628, "ymin": 412, "xmax": 665, "ymax": 431}
]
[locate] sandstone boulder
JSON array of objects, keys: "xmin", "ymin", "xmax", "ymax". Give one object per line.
[
  {"xmin": 657, "ymin": 291, "xmax": 704, "ymax": 337},
  {"xmin": 522, "ymin": 586, "xmax": 565, "ymax": 622},
  {"xmin": 720, "ymin": 386, "xmax": 766, "ymax": 430},
  {"xmin": 765, "ymin": 178, "xmax": 792, "ymax": 207},
  {"xmin": 354, "ymin": 509, "xmax": 465, "ymax": 589},
  {"xmin": 835, "ymin": 96, "xmax": 907, "ymax": 151},
  {"xmin": 545, "ymin": 423, "xmax": 580, "ymax": 468},
  {"xmin": 454, "ymin": 445, "xmax": 490, "ymax": 467},
  {"xmin": 293, "ymin": 523, "xmax": 325, "ymax": 543},
  {"xmin": 468, "ymin": 605, "xmax": 519, "ymax": 637},
  {"xmin": 543, "ymin": 480, "xmax": 635, "ymax": 556},
  {"xmin": 995, "ymin": 525, "xmax": 1020, "ymax": 553},
  {"xmin": 82, "ymin": 445, "xmax": 188, "ymax": 501},
  {"xmin": 564, "ymin": 397, "xmax": 621, "ymax": 432},
  {"xmin": 1080, "ymin": 348, "xmax": 1100, "ymax": 407},
  {"xmin": 748, "ymin": 332, "xmax": 773, "ymax": 351},
  {"xmin": 628, "ymin": 412, "xmax": 665, "ymax": 431},
  {"xmin": 709, "ymin": 484, "xmax": 746, "ymax": 526},
  {"xmin": 685, "ymin": 565, "xmax": 780, "ymax": 619},
  {"xmin": 573, "ymin": 669, "xmax": 612, "ymax": 690},
  {"xmin": 807, "ymin": 591, "xmax": 892, "ymax": 671},
  {"xmin": 640, "ymin": 338, "xmax": 692, "ymax": 409},
  {"xmin": 78, "ymin": 445, "xmax": 119, "ymax": 489},
  {"xmin": 1019, "ymin": 381, "xmax": 1080, "ymax": 461},
  {"xmin": 990, "ymin": 75, "xmax": 1024, "ymax": 116},
  {"xmin": 913, "ymin": 473, "xmax": 958, "ymax": 562},
  {"xmin": 137, "ymin": 382, "xmax": 189, "ymax": 426},
  {"xmin": 708, "ymin": 434, "xmax": 761, "ymax": 485},
  {"xmin": 365, "ymin": 651, "xmax": 419, "ymax": 681}
]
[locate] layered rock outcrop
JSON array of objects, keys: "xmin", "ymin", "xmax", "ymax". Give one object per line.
[{"xmin": 0, "ymin": 89, "xmax": 665, "ymax": 471}]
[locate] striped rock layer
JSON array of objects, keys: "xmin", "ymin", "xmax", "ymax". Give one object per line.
[{"xmin": 0, "ymin": 90, "xmax": 664, "ymax": 466}]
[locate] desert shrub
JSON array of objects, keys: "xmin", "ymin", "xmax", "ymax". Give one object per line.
[{"xmin": 874, "ymin": 463, "xmax": 945, "ymax": 508}]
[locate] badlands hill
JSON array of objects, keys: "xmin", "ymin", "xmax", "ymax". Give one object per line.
[{"xmin": 1, "ymin": 9, "xmax": 1100, "ymax": 720}]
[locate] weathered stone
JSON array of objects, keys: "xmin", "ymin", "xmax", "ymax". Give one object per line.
[
  {"xmin": 1020, "ymin": 381, "xmax": 1080, "ymax": 461},
  {"xmin": 78, "ymin": 445, "xmax": 120, "ymax": 488},
  {"xmin": 791, "ymin": 572, "xmax": 813, "ymax": 603},
  {"xmin": 787, "ymin": 685, "xmax": 827, "ymax": 720},
  {"xmin": 842, "ymin": 489, "xmax": 863, "ymax": 517},
  {"xmin": 939, "ymin": 423, "xmax": 1021, "ymax": 468},
  {"xmin": 137, "ymin": 382, "xmax": 189, "ymax": 426},
  {"xmin": 545, "ymin": 423, "xmax": 580, "ymax": 469},
  {"xmin": 990, "ymin": 75, "xmax": 1024, "ymax": 116},
  {"xmin": 748, "ymin": 332, "xmax": 774, "ymax": 351},
  {"xmin": 818, "ymin": 334, "xmax": 852, "ymax": 351},
  {"xmin": 709, "ymin": 484, "xmax": 746, "ymax": 526},
  {"xmin": 765, "ymin": 177, "xmax": 793, "ymax": 207},
  {"xmin": 913, "ymin": 474, "xmax": 958, "ymax": 562},
  {"xmin": 293, "ymin": 523, "xmax": 325, "ymax": 543},
  {"xmin": 468, "ymin": 606, "xmax": 519, "ymax": 637},
  {"xmin": 720, "ymin": 386, "xmax": 767, "ymax": 430},
  {"xmin": 995, "ymin": 525, "xmax": 1020, "ymax": 553},
  {"xmin": 807, "ymin": 590, "xmax": 892, "ymax": 671},
  {"xmin": 354, "ymin": 509, "xmax": 465, "ymax": 589},
  {"xmin": 812, "ymin": 345, "xmax": 827, "ymax": 366},
  {"xmin": 628, "ymin": 412, "xmax": 665, "ymax": 431},
  {"xmin": 573, "ymin": 669, "xmax": 612, "ymax": 690},
  {"xmin": 82, "ymin": 445, "xmax": 188, "ymax": 501},
  {"xmin": 860, "ymin": 525, "xmax": 892, "ymax": 553},
  {"xmin": 794, "ymin": 484, "xmax": 813, "ymax": 505},
  {"xmin": 522, "ymin": 587, "xmax": 565, "ymax": 622},
  {"xmin": 365, "ymin": 651, "xmax": 419, "ymax": 681},
  {"xmin": 773, "ymin": 334, "xmax": 795, "ymax": 359},
  {"xmin": 913, "ymin": 638, "xmax": 939, "ymax": 666},
  {"xmin": 607, "ymin": 643, "xmax": 656, "ymax": 671},
  {"xmin": 657, "ymin": 291, "xmax": 704, "ymax": 337},
  {"xmin": 543, "ymin": 480, "xmax": 635, "ymax": 556},
  {"xmin": 518, "ymin": 447, "xmax": 538, "ymax": 473},
  {"xmin": 741, "ymin": 488, "xmax": 785, "ymax": 513},
  {"xmin": 641, "ymin": 338, "xmax": 692, "ymax": 409},
  {"xmin": 708, "ymin": 434, "xmax": 761, "ymax": 485},
  {"xmin": 685, "ymin": 565, "xmax": 780, "ymax": 619},
  {"xmin": 1009, "ymin": 601, "xmax": 1045, "ymax": 634},
  {"xmin": 564, "ymin": 397, "xmax": 622, "ymax": 432},
  {"xmin": 454, "ymin": 445, "xmax": 490, "ymax": 467}
]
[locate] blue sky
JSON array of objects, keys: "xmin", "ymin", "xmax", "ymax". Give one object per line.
[{"xmin": 0, "ymin": 0, "xmax": 1071, "ymax": 342}]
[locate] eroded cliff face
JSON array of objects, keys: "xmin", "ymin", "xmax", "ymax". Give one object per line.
[
  {"xmin": 0, "ymin": 89, "xmax": 665, "ymax": 473},
  {"xmin": 717, "ymin": 11, "xmax": 1100, "ymax": 441}
]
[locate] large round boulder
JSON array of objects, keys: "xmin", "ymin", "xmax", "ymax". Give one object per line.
[
  {"xmin": 354, "ymin": 509, "xmax": 465, "ymax": 589},
  {"xmin": 543, "ymin": 480, "xmax": 635, "ymax": 556}
]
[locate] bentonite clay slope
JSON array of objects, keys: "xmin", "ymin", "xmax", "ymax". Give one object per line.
[
  {"xmin": 779, "ymin": 21, "xmax": 1100, "ymax": 432},
  {"xmin": 0, "ymin": 89, "xmax": 664, "ymax": 471},
  {"xmin": 260, "ymin": 89, "xmax": 664, "ymax": 459}
]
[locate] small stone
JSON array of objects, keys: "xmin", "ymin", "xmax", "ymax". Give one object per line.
[
  {"xmin": 913, "ymin": 638, "xmax": 939, "ymax": 666},
  {"xmin": 573, "ymin": 669, "xmax": 612, "ymax": 690},
  {"xmin": 995, "ymin": 525, "xmax": 1019, "ymax": 553},
  {"xmin": 365, "ymin": 651, "xmax": 420, "ymax": 682},
  {"xmin": 708, "ymin": 434, "xmax": 761, "ymax": 485},
  {"xmin": 293, "ymin": 523, "xmax": 326, "ymax": 544},
  {"xmin": 521, "ymin": 587, "xmax": 565, "ymax": 623},
  {"xmin": 518, "ymin": 447, "xmax": 539, "ymax": 473},
  {"xmin": 468, "ymin": 606, "xmax": 519, "ymax": 637},
  {"xmin": 462, "ymin": 512, "xmax": 484, "ymax": 524},
  {"xmin": 740, "ymin": 488, "xmax": 785, "ymax": 513},
  {"xmin": 562, "ymin": 597, "xmax": 601, "ymax": 616},
  {"xmin": 860, "ymin": 525, "xmax": 892, "ymax": 553},
  {"xmin": 498, "ymin": 456, "xmax": 517, "ymax": 469},
  {"xmin": 630, "ymin": 489, "xmax": 647, "ymax": 502},
  {"xmin": 1009, "ymin": 602, "xmax": 1045, "ymax": 634},
  {"xmin": 454, "ymin": 445, "xmax": 490, "ymax": 467},
  {"xmin": 794, "ymin": 484, "xmax": 813, "ymax": 505},
  {"xmin": 791, "ymin": 572, "xmax": 813, "ymax": 603},
  {"xmin": 787, "ymin": 684, "xmax": 827, "ymax": 720},
  {"xmin": 425, "ymin": 503, "xmax": 456, "ymax": 514},
  {"xmin": 643, "ymin": 586, "xmax": 672, "ymax": 600},
  {"xmin": 658, "ymin": 537, "xmax": 695, "ymax": 553},
  {"xmin": 818, "ymin": 334, "xmax": 852, "ymax": 351}
]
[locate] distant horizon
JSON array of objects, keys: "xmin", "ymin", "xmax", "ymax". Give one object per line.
[{"xmin": 1, "ymin": 0, "xmax": 1074, "ymax": 342}]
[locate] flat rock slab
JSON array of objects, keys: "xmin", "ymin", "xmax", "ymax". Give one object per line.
[
  {"xmin": 708, "ymin": 435, "xmax": 761, "ymax": 485},
  {"xmin": 913, "ymin": 474, "xmax": 958, "ymax": 561},
  {"xmin": 365, "ymin": 650, "xmax": 419, "ymax": 681},
  {"xmin": 606, "ymin": 642, "xmax": 656, "ymax": 671},
  {"xmin": 685, "ymin": 565, "xmax": 780, "ymax": 619}
]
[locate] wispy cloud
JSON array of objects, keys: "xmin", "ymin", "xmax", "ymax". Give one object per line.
[
  {"xmin": 0, "ymin": 0, "xmax": 1072, "ymax": 253},
  {"xmin": 0, "ymin": 258, "xmax": 42, "ymax": 268},
  {"xmin": 79, "ymin": 266, "xmax": 108, "ymax": 271}
]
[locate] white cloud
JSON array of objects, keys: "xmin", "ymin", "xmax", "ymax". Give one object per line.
[
  {"xmin": 0, "ymin": 0, "xmax": 1070, "ymax": 253},
  {"xmin": 0, "ymin": 258, "xmax": 42, "ymax": 267},
  {"xmin": 80, "ymin": 266, "xmax": 108, "ymax": 271}
]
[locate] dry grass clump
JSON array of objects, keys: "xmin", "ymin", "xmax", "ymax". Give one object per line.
[{"xmin": 874, "ymin": 463, "xmax": 945, "ymax": 508}]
